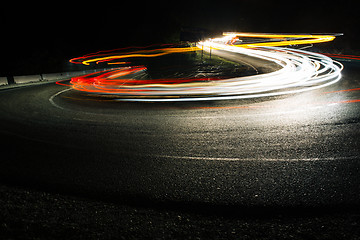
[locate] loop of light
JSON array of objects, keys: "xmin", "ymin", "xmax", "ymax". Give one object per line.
[{"xmin": 67, "ymin": 33, "xmax": 343, "ymax": 101}]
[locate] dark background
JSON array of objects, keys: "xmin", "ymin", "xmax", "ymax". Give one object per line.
[{"xmin": 2, "ymin": 0, "xmax": 358, "ymax": 75}]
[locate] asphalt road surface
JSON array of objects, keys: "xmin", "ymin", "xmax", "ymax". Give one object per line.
[{"xmin": 1, "ymin": 51, "xmax": 360, "ymax": 239}]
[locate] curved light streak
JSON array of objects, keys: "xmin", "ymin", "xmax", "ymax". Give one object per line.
[
  {"xmin": 67, "ymin": 33, "xmax": 343, "ymax": 102},
  {"xmin": 69, "ymin": 44, "xmax": 197, "ymax": 65},
  {"xmin": 222, "ymin": 32, "xmax": 338, "ymax": 48}
]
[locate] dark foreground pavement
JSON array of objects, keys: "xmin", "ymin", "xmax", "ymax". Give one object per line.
[
  {"xmin": 1, "ymin": 56, "xmax": 360, "ymax": 239},
  {"xmin": 1, "ymin": 184, "xmax": 360, "ymax": 240}
]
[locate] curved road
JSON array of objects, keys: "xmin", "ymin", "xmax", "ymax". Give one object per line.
[{"xmin": 1, "ymin": 53, "xmax": 360, "ymax": 209}]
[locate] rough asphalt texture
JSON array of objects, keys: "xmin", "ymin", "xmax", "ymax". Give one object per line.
[{"xmin": 0, "ymin": 54, "xmax": 360, "ymax": 239}]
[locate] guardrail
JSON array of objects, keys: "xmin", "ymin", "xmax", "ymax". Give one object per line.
[{"xmin": 0, "ymin": 68, "xmax": 114, "ymax": 87}]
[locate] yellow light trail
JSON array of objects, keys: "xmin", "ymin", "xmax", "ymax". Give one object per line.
[
  {"xmin": 223, "ymin": 32, "xmax": 336, "ymax": 48},
  {"xmin": 79, "ymin": 47, "xmax": 198, "ymax": 65},
  {"xmin": 70, "ymin": 33, "xmax": 339, "ymax": 66}
]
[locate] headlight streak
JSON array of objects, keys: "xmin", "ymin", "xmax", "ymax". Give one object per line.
[{"xmin": 67, "ymin": 33, "xmax": 343, "ymax": 102}]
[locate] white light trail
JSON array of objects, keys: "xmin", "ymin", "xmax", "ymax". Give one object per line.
[{"xmin": 119, "ymin": 38, "xmax": 343, "ymax": 101}]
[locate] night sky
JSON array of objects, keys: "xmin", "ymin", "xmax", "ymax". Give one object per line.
[{"xmin": 2, "ymin": 0, "xmax": 358, "ymax": 75}]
